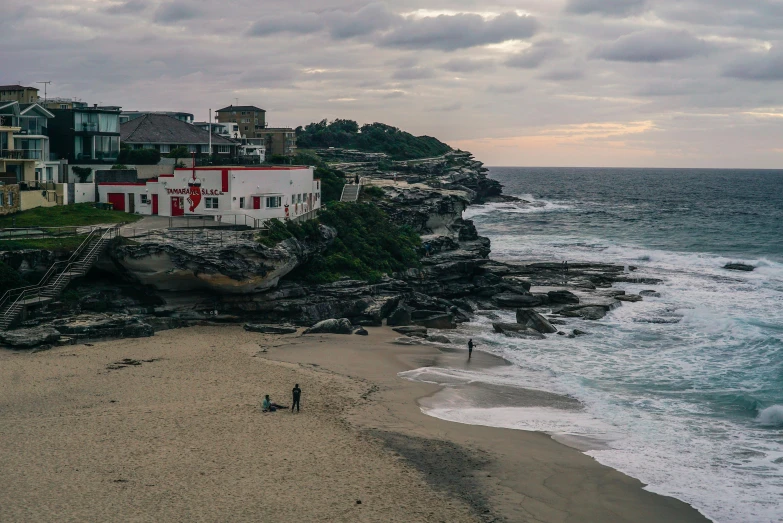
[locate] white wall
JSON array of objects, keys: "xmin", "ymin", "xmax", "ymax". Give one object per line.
[
  {"xmin": 74, "ymin": 183, "xmax": 96, "ymax": 203},
  {"xmin": 97, "ymin": 167, "xmax": 320, "ymax": 223}
]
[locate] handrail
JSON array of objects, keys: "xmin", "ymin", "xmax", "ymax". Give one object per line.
[
  {"xmin": 0, "ymin": 226, "xmax": 119, "ymax": 328},
  {"xmin": 0, "ymin": 228, "xmax": 102, "ymax": 309}
]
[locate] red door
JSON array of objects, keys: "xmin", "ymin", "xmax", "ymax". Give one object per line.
[
  {"xmin": 107, "ymin": 193, "xmax": 125, "ymax": 211},
  {"xmin": 171, "ymin": 196, "xmax": 184, "ymax": 216},
  {"xmin": 152, "ymin": 194, "xmax": 159, "ymax": 215},
  {"xmin": 252, "ymin": 196, "xmax": 261, "ymax": 209}
]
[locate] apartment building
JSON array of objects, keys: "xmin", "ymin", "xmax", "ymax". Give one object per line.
[
  {"xmin": 48, "ymin": 104, "xmax": 122, "ymax": 163},
  {"xmin": 0, "ymin": 85, "xmax": 39, "ymax": 104}
]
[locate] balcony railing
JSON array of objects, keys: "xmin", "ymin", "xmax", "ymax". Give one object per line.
[{"xmin": 0, "ymin": 149, "xmax": 38, "ymax": 160}]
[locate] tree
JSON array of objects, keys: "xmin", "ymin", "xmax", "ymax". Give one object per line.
[
  {"xmin": 72, "ymin": 166, "xmax": 92, "ymax": 183},
  {"xmin": 168, "ymin": 146, "xmax": 189, "ymax": 164}
]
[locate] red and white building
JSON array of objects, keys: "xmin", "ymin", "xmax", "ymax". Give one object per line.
[{"xmin": 97, "ymin": 166, "xmax": 321, "ymax": 224}]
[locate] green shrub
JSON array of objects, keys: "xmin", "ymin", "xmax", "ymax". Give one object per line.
[
  {"xmin": 316, "ymin": 166, "xmax": 346, "ymax": 204},
  {"xmin": 117, "ymin": 148, "xmax": 161, "ymax": 165},
  {"xmin": 111, "ymin": 164, "xmax": 129, "ymax": 170},
  {"xmin": 0, "ymin": 261, "xmax": 26, "ymax": 295},
  {"xmin": 72, "ymin": 166, "xmax": 92, "ymax": 183},
  {"xmin": 290, "ymin": 203, "xmax": 421, "ymax": 284},
  {"xmin": 295, "ymin": 119, "xmax": 451, "ymax": 160},
  {"xmin": 362, "ymin": 186, "xmax": 385, "ymax": 199}
]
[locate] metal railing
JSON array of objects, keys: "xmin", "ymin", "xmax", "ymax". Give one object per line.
[
  {"xmin": 288, "ymin": 209, "xmax": 319, "ymax": 223},
  {"xmin": 0, "ymin": 225, "xmax": 102, "ymax": 240},
  {"xmin": 0, "ymin": 226, "xmax": 120, "ymax": 329}
]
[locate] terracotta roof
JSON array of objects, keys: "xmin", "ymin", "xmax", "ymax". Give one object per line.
[
  {"xmin": 121, "ymin": 114, "xmax": 235, "ymax": 145},
  {"xmin": 215, "ymin": 105, "xmax": 265, "ymax": 112}
]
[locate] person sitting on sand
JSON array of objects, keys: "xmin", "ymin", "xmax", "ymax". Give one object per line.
[{"xmin": 262, "ymin": 394, "xmax": 288, "ymax": 413}]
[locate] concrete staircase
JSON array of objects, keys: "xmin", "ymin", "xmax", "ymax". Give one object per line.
[
  {"xmin": 0, "ymin": 226, "xmax": 119, "ymax": 331},
  {"xmin": 340, "ymin": 183, "xmax": 361, "ymax": 202}
]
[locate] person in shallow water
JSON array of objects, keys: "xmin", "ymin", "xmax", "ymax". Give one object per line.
[
  {"xmin": 468, "ymin": 339, "xmax": 474, "ymax": 359},
  {"xmin": 261, "ymin": 395, "xmax": 288, "ymax": 413},
  {"xmin": 291, "ymin": 384, "xmax": 301, "ymax": 413}
]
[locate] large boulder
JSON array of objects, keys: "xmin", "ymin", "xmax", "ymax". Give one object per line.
[
  {"xmin": 494, "ymin": 293, "xmax": 543, "ymax": 308},
  {"xmin": 243, "ymin": 324, "xmax": 298, "ymax": 334},
  {"xmin": 616, "ymin": 294, "xmax": 643, "ymax": 303},
  {"xmin": 413, "ymin": 313, "xmax": 456, "ymax": 329},
  {"xmin": 492, "ymin": 323, "xmax": 545, "ymax": 339},
  {"xmin": 516, "ymin": 310, "xmax": 558, "ymax": 334},
  {"xmin": 0, "ymin": 326, "xmax": 61, "ymax": 348},
  {"xmin": 303, "ymin": 318, "xmax": 353, "ymax": 335},
  {"xmin": 427, "ymin": 334, "xmax": 452, "ymax": 344},
  {"xmin": 387, "ymin": 304, "xmax": 413, "ymax": 327},
  {"xmin": 724, "ymin": 263, "xmax": 754, "ymax": 272},
  {"xmin": 548, "ymin": 290, "xmax": 580, "ymax": 304},
  {"xmin": 639, "ymin": 290, "xmax": 661, "ymax": 298},
  {"xmin": 562, "ymin": 306, "xmax": 607, "ymax": 321},
  {"xmin": 392, "ymin": 326, "xmax": 428, "ymax": 338},
  {"xmin": 53, "ymin": 314, "xmax": 154, "ymax": 340},
  {"xmin": 106, "ymin": 225, "xmax": 336, "ymax": 294}
]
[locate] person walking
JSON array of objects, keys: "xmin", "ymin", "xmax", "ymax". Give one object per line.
[
  {"xmin": 354, "ymin": 174, "xmax": 360, "ymax": 185},
  {"xmin": 468, "ymin": 339, "xmax": 474, "ymax": 360},
  {"xmin": 291, "ymin": 384, "xmax": 301, "ymax": 413}
]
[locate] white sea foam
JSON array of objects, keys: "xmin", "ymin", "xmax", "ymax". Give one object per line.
[
  {"xmin": 463, "ymin": 195, "xmax": 573, "ymax": 219},
  {"xmin": 757, "ymin": 405, "xmax": 783, "ymax": 427},
  {"xmin": 410, "ymin": 228, "xmax": 783, "ymax": 522}
]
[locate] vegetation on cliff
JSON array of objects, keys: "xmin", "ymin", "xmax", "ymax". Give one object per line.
[
  {"xmin": 260, "ymin": 203, "xmax": 421, "ymax": 284},
  {"xmin": 0, "ymin": 261, "xmax": 26, "ymax": 295},
  {"xmin": 295, "ymin": 119, "xmax": 452, "ymax": 160}
]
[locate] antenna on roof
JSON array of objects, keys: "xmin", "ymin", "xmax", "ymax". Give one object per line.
[
  {"xmin": 235, "ymin": 97, "xmax": 239, "ymax": 106},
  {"xmin": 36, "ymin": 81, "xmax": 51, "ymax": 103}
]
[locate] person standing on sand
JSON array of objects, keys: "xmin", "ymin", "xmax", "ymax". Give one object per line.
[
  {"xmin": 292, "ymin": 384, "xmax": 301, "ymax": 413},
  {"xmin": 468, "ymin": 339, "xmax": 474, "ymax": 360}
]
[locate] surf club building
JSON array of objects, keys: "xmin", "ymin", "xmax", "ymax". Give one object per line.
[{"xmin": 96, "ymin": 166, "xmax": 321, "ymax": 225}]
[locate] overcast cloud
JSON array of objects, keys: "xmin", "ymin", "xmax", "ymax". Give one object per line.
[{"xmin": 5, "ymin": 0, "xmax": 783, "ymax": 167}]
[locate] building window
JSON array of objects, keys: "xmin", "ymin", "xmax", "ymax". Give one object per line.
[
  {"xmin": 241, "ymin": 118, "xmax": 249, "ymax": 123},
  {"xmin": 266, "ymin": 196, "xmax": 281, "ymax": 208},
  {"xmin": 7, "ymin": 193, "xmax": 13, "ymax": 207},
  {"xmin": 188, "ymin": 145, "xmax": 198, "ymax": 153},
  {"xmin": 159, "ymin": 144, "xmax": 171, "ymax": 154},
  {"xmin": 140, "ymin": 194, "xmax": 150, "ymax": 204},
  {"xmin": 217, "ymin": 145, "xmax": 229, "ymax": 154},
  {"xmin": 205, "ymin": 197, "xmax": 219, "ymax": 209},
  {"xmin": 239, "ymin": 197, "xmax": 245, "ymax": 208}
]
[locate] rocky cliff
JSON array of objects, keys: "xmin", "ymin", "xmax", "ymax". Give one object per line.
[{"xmin": 2, "ymin": 149, "xmax": 642, "ymax": 347}]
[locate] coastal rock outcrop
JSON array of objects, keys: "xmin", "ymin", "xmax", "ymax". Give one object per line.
[
  {"xmin": 724, "ymin": 263, "xmax": 755, "ymax": 272},
  {"xmin": 492, "ymin": 323, "xmax": 546, "ymax": 339},
  {"xmin": 516, "ymin": 309, "xmax": 558, "ymax": 334},
  {"xmin": 0, "ymin": 326, "xmax": 61, "ymax": 348},
  {"xmin": 53, "ymin": 314, "xmax": 154, "ymax": 340},
  {"xmin": 106, "ymin": 226, "xmax": 336, "ymax": 294}
]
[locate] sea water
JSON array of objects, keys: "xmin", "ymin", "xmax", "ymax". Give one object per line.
[{"xmin": 411, "ymin": 168, "xmax": 783, "ymax": 522}]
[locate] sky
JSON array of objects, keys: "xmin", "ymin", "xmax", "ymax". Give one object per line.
[{"xmin": 4, "ymin": 0, "xmax": 783, "ymax": 168}]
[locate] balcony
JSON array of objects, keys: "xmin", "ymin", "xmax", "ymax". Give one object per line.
[
  {"xmin": 79, "ymin": 123, "xmax": 98, "ymax": 132},
  {"xmin": 0, "ymin": 149, "xmax": 38, "ymax": 160}
]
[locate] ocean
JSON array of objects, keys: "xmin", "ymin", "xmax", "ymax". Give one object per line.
[{"xmin": 406, "ymin": 167, "xmax": 783, "ymax": 522}]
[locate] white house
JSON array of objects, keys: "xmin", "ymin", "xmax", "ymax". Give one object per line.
[{"xmin": 96, "ymin": 166, "xmax": 321, "ymax": 224}]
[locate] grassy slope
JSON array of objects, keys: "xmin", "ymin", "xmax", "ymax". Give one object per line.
[{"xmin": 0, "ymin": 204, "xmax": 142, "ymax": 228}]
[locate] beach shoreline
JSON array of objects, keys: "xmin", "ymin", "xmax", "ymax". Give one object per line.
[{"xmin": 1, "ymin": 325, "xmax": 710, "ymax": 522}]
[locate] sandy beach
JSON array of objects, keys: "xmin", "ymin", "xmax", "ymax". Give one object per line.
[{"xmin": 0, "ymin": 326, "xmax": 710, "ymax": 522}]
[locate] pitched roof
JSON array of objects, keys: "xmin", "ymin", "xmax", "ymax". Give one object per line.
[
  {"xmin": 216, "ymin": 105, "xmax": 265, "ymax": 112},
  {"xmin": 19, "ymin": 103, "xmax": 55, "ymax": 118},
  {"xmin": 121, "ymin": 114, "xmax": 235, "ymax": 145}
]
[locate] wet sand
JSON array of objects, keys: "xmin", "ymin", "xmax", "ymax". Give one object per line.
[{"xmin": 0, "ymin": 325, "xmax": 710, "ymax": 522}]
